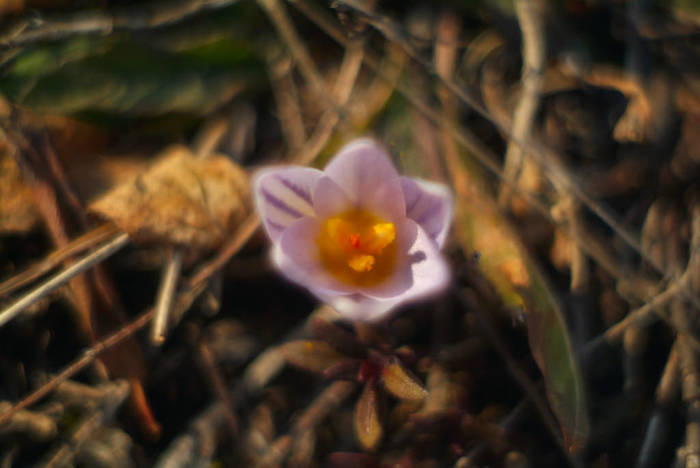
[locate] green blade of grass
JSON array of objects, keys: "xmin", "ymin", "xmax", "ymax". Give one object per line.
[{"xmin": 452, "ymin": 153, "xmax": 589, "ymax": 452}]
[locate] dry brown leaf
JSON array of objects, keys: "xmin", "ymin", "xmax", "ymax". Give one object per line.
[{"xmin": 89, "ymin": 145, "xmax": 250, "ymax": 253}]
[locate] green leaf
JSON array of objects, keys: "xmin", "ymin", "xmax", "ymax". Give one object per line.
[
  {"xmin": 0, "ymin": 36, "xmax": 108, "ymax": 101},
  {"xmin": 452, "ymin": 154, "xmax": 589, "ymax": 452},
  {"xmin": 0, "ymin": 40, "xmax": 260, "ymax": 117}
]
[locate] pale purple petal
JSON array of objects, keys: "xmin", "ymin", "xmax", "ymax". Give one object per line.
[
  {"xmin": 401, "ymin": 177, "xmax": 453, "ymax": 248},
  {"xmin": 361, "ymin": 220, "xmax": 450, "ymax": 302},
  {"xmin": 254, "ymin": 167, "xmax": 322, "ymax": 241},
  {"xmin": 323, "ymin": 139, "xmax": 405, "ymax": 220},
  {"xmin": 274, "ymin": 217, "xmax": 355, "ymax": 295},
  {"xmin": 320, "ymin": 293, "xmax": 402, "ymax": 322},
  {"xmin": 255, "ymin": 138, "xmax": 454, "ymax": 323},
  {"xmin": 312, "ymin": 175, "xmax": 353, "ymax": 218}
]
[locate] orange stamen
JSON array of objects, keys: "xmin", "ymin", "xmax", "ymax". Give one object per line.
[{"xmin": 316, "ymin": 209, "xmax": 398, "ymax": 287}]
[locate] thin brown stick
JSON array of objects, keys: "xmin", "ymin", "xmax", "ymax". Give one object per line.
[
  {"xmin": 268, "ymin": 52, "xmax": 307, "ymax": 151},
  {"xmin": 498, "ymin": 0, "xmax": 546, "ymax": 208},
  {"xmin": 192, "ymin": 115, "xmax": 231, "ymax": 159},
  {"xmin": 257, "ymin": 0, "xmax": 337, "ymax": 111},
  {"xmin": 0, "ymin": 303, "xmax": 153, "ymax": 426},
  {"xmin": 0, "ymin": 223, "xmax": 119, "ymax": 297},
  {"xmin": 187, "ymin": 214, "xmax": 261, "ymax": 289},
  {"xmin": 255, "ymin": 381, "xmax": 357, "ymax": 467},
  {"xmin": 7, "ymin": 127, "xmax": 96, "ymax": 338},
  {"xmin": 197, "ymin": 342, "xmax": 239, "ymax": 438},
  {"xmin": 40, "ymin": 131, "xmax": 90, "ymax": 228},
  {"xmin": 151, "ymin": 248, "xmax": 184, "ymax": 345},
  {"xmin": 332, "ymin": 0, "xmax": 668, "ymax": 279},
  {"xmin": 0, "ymin": 279, "xmax": 205, "ymax": 429},
  {"xmin": 581, "ymin": 273, "xmax": 691, "ymax": 357},
  {"xmin": 584, "ymin": 196, "xmax": 700, "ymax": 359},
  {"xmin": 0, "ymin": 233, "xmax": 130, "ymax": 328}
]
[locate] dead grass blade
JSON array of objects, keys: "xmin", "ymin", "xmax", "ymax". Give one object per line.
[
  {"xmin": 0, "ymin": 283, "xmax": 205, "ymax": 426},
  {"xmin": 331, "ymin": 0, "xmax": 669, "ymax": 280},
  {"xmin": 0, "ymin": 223, "xmax": 120, "ymax": 297},
  {"xmin": 0, "ymin": 232, "xmax": 130, "ymax": 328}
]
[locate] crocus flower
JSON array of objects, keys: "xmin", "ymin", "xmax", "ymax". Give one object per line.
[{"xmin": 254, "ymin": 139, "xmax": 452, "ymax": 321}]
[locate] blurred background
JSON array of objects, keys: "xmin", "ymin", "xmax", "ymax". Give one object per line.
[{"xmin": 0, "ymin": 0, "xmax": 699, "ymax": 466}]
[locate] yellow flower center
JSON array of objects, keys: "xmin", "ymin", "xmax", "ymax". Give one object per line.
[{"xmin": 316, "ymin": 209, "xmax": 397, "ymax": 287}]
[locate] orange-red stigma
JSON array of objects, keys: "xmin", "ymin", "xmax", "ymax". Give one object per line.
[{"xmin": 316, "ymin": 209, "xmax": 397, "ymax": 286}]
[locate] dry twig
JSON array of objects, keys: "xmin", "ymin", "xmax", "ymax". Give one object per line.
[
  {"xmin": 0, "ymin": 233, "xmax": 130, "ymax": 328},
  {"xmin": 0, "ymin": 222, "xmax": 120, "ymax": 298},
  {"xmin": 498, "ymin": 0, "xmax": 546, "ymax": 208},
  {"xmin": 151, "ymin": 248, "xmax": 184, "ymax": 345}
]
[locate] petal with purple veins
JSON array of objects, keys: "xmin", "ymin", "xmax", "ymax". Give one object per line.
[
  {"xmin": 254, "ymin": 167, "xmax": 322, "ymax": 241},
  {"xmin": 323, "ymin": 139, "xmax": 405, "ymax": 220},
  {"xmin": 401, "ymin": 177, "xmax": 453, "ymax": 248}
]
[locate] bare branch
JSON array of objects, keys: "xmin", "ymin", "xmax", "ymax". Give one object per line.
[
  {"xmin": 151, "ymin": 248, "xmax": 184, "ymax": 345},
  {"xmin": 0, "ymin": 223, "xmax": 120, "ymax": 297},
  {"xmin": 0, "ymin": 233, "xmax": 130, "ymax": 328},
  {"xmin": 498, "ymin": 0, "xmax": 546, "ymax": 208}
]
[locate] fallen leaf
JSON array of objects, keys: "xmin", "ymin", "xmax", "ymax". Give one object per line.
[{"xmin": 89, "ymin": 145, "xmax": 250, "ymax": 253}]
